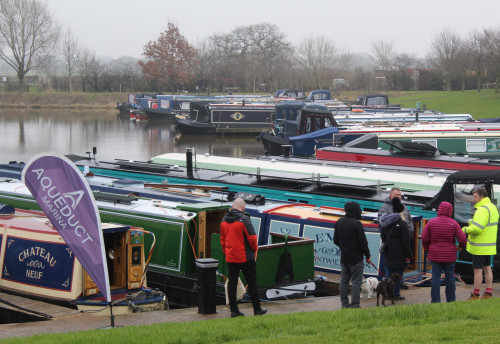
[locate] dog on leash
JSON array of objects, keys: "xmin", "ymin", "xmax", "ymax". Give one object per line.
[
  {"xmin": 361, "ymin": 277, "xmax": 379, "ymax": 299},
  {"xmin": 376, "ymin": 273, "xmax": 402, "ymax": 306}
]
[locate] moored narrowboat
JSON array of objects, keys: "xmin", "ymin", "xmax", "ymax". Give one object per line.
[
  {"xmin": 0, "ymin": 206, "xmax": 166, "ymax": 315},
  {"xmin": 176, "ymin": 102, "xmax": 276, "ymax": 134}
]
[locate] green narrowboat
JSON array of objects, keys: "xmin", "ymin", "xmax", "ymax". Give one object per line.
[
  {"xmin": 0, "ymin": 179, "xmax": 316, "ymax": 307},
  {"xmin": 376, "ymin": 131, "xmax": 500, "ymax": 159}
]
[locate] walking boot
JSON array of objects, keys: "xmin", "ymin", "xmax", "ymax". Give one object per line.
[
  {"xmin": 231, "ymin": 310, "xmax": 245, "ymax": 317},
  {"xmin": 467, "ymin": 293, "xmax": 480, "ymax": 300},
  {"xmin": 480, "ymin": 293, "xmax": 492, "ymax": 299},
  {"xmin": 254, "ymin": 308, "xmax": 267, "ymax": 316}
]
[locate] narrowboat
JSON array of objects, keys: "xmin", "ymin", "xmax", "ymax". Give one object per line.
[
  {"xmin": 257, "ymin": 102, "xmax": 340, "ymax": 156},
  {"xmin": 316, "ymin": 134, "xmax": 500, "ymax": 171},
  {"xmin": 424, "ymin": 169, "xmax": 500, "ymax": 281},
  {"xmin": 0, "ymin": 177, "xmax": 317, "ymax": 307},
  {"xmin": 373, "ymin": 130, "xmax": 500, "ymax": 159},
  {"xmin": 176, "ymin": 102, "xmax": 276, "ymax": 134},
  {"xmin": 0, "ymin": 205, "xmax": 166, "ymax": 315}
]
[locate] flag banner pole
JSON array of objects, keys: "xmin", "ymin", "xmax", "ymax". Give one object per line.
[{"xmin": 22, "ymin": 153, "xmax": 112, "ymax": 304}]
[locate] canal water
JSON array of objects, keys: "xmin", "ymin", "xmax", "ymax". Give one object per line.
[{"xmin": 0, "ymin": 109, "xmax": 265, "ymax": 163}]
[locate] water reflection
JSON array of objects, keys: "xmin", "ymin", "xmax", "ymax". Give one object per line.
[{"xmin": 0, "ymin": 109, "xmax": 264, "ymax": 163}]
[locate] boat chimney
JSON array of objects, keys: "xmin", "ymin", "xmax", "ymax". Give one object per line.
[
  {"xmin": 186, "ymin": 148, "xmax": 194, "ymax": 178},
  {"xmin": 282, "ymin": 144, "xmax": 292, "ymax": 158}
]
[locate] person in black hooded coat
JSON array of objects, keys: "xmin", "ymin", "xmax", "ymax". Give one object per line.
[
  {"xmin": 379, "ymin": 197, "xmax": 412, "ymax": 300},
  {"xmin": 334, "ymin": 201, "xmax": 371, "ymax": 308}
]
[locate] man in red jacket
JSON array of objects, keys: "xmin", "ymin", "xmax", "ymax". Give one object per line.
[
  {"xmin": 422, "ymin": 201, "xmax": 466, "ymax": 303},
  {"xmin": 221, "ymin": 198, "xmax": 267, "ymax": 317}
]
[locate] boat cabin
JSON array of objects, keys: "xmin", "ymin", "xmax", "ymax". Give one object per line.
[
  {"xmin": 424, "ymin": 170, "xmax": 500, "ymax": 282},
  {"xmin": 0, "ymin": 206, "xmax": 163, "ymax": 313}
]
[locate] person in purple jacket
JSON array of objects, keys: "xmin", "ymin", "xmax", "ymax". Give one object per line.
[{"xmin": 422, "ymin": 201, "xmax": 467, "ymax": 303}]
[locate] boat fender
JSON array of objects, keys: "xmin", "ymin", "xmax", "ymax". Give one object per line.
[{"xmin": 0, "ymin": 203, "xmax": 14, "ymax": 215}]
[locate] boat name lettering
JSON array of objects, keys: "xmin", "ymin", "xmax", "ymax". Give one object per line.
[
  {"xmin": 316, "ymin": 246, "xmax": 341, "ymax": 256},
  {"xmin": 26, "ymin": 260, "xmax": 46, "ymax": 268},
  {"xmin": 18, "ymin": 246, "xmax": 56, "ymax": 267},
  {"xmin": 315, "ymin": 257, "xmax": 341, "ymax": 265},
  {"xmin": 31, "ymin": 168, "xmax": 94, "ymax": 245},
  {"xmin": 26, "ymin": 270, "xmax": 43, "ymax": 280},
  {"xmin": 315, "ymin": 233, "xmax": 334, "ymax": 243}
]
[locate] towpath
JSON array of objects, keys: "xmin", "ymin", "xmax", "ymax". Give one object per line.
[{"xmin": 0, "ymin": 281, "xmax": 498, "ymax": 339}]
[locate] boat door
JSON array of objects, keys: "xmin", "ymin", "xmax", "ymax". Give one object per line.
[
  {"xmin": 196, "ymin": 209, "xmax": 228, "ymax": 259},
  {"xmin": 83, "ymin": 224, "xmax": 146, "ymax": 296},
  {"xmin": 176, "ymin": 204, "xmax": 228, "ymax": 260}
]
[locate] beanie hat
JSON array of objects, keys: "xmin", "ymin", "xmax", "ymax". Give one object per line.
[{"xmin": 391, "ymin": 197, "xmax": 404, "ymax": 213}]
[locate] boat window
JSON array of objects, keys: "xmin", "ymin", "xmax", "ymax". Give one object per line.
[
  {"xmin": 453, "ymin": 184, "xmax": 478, "ymax": 225},
  {"xmin": 412, "ymin": 139, "xmax": 437, "ymax": 148},
  {"xmin": 466, "ymin": 139, "xmax": 487, "ymax": 153},
  {"xmin": 365, "ymin": 96, "xmax": 388, "ymax": 106},
  {"xmin": 315, "ymin": 117, "xmax": 321, "ymax": 130},
  {"xmin": 325, "ymin": 118, "xmax": 333, "ymax": 128},
  {"xmin": 305, "ymin": 117, "xmax": 312, "ymax": 133}
]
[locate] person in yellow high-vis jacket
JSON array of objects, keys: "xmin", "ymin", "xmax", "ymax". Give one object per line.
[{"xmin": 462, "ymin": 187, "xmax": 498, "ymax": 300}]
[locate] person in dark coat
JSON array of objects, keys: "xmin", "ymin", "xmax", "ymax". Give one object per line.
[
  {"xmin": 422, "ymin": 201, "xmax": 466, "ymax": 303},
  {"xmin": 334, "ymin": 201, "xmax": 371, "ymax": 308},
  {"xmin": 378, "ymin": 187, "xmax": 414, "ymax": 236},
  {"xmin": 379, "ymin": 197, "xmax": 411, "ymax": 300}
]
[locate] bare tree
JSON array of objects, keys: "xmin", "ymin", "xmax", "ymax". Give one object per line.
[
  {"xmin": 371, "ymin": 40, "xmax": 394, "ymax": 71},
  {"xmin": 61, "ymin": 27, "xmax": 81, "ymax": 92},
  {"xmin": 370, "ymin": 40, "xmax": 394, "ymax": 90},
  {"xmin": 483, "ymin": 28, "xmax": 500, "ymax": 93},
  {"xmin": 0, "ymin": 0, "xmax": 60, "ymax": 91},
  {"xmin": 427, "ymin": 29, "xmax": 463, "ymax": 91},
  {"xmin": 250, "ymin": 23, "xmax": 293, "ymax": 90},
  {"xmin": 79, "ymin": 48, "xmax": 101, "ymax": 92},
  {"xmin": 467, "ymin": 29, "xmax": 487, "ymax": 92},
  {"xmin": 297, "ymin": 35, "xmax": 337, "ymax": 90},
  {"xmin": 203, "ymin": 23, "xmax": 292, "ymax": 92}
]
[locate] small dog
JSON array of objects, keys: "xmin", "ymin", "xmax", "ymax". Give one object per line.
[
  {"xmin": 361, "ymin": 277, "xmax": 379, "ymax": 299},
  {"xmin": 376, "ymin": 273, "xmax": 402, "ymax": 306}
]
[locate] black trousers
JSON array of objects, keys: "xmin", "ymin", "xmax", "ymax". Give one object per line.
[{"xmin": 227, "ymin": 260, "xmax": 261, "ymax": 313}]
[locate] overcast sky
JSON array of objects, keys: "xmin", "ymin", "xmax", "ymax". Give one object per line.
[{"xmin": 47, "ymin": 0, "xmax": 500, "ymax": 60}]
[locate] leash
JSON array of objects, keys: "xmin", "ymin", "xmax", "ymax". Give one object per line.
[{"xmin": 369, "ymin": 260, "xmax": 386, "ymax": 278}]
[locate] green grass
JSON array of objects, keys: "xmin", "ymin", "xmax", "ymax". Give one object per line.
[
  {"xmin": 3, "ymin": 298, "xmax": 500, "ymax": 343},
  {"xmin": 389, "ymin": 90, "xmax": 500, "ymax": 119}
]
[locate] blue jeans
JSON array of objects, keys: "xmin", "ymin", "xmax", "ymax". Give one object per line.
[
  {"xmin": 340, "ymin": 261, "xmax": 364, "ymax": 308},
  {"xmin": 431, "ymin": 261, "xmax": 456, "ymax": 303},
  {"xmin": 386, "ymin": 267, "xmax": 404, "ymax": 297}
]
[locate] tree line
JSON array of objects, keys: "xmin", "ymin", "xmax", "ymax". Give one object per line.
[{"xmin": 1, "ymin": 0, "xmax": 500, "ymax": 94}]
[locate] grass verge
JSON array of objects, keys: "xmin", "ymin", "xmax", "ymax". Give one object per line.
[{"xmin": 2, "ymin": 298, "xmax": 499, "ymax": 344}]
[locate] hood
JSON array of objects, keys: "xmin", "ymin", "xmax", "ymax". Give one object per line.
[
  {"xmin": 437, "ymin": 201, "xmax": 453, "ymax": 217},
  {"xmin": 223, "ymin": 209, "xmax": 243, "ymax": 223},
  {"xmin": 379, "ymin": 213, "xmax": 401, "ymax": 228},
  {"xmin": 391, "ymin": 197, "xmax": 405, "ymax": 213},
  {"xmin": 344, "ymin": 201, "xmax": 362, "ymax": 220}
]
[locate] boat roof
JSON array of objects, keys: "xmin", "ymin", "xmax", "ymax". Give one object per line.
[
  {"xmin": 264, "ymin": 203, "xmax": 379, "ymax": 225},
  {"xmin": 424, "ymin": 169, "xmax": 500, "ymax": 210},
  {"xmin": 151, "ymin": 153, "xmax": 449, "ymax": 192},
  {"xmin": 0, "ymin": 208, "xmax": 131, "ymax": 234}
]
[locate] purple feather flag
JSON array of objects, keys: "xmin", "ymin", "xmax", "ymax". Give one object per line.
[{"xmin": 22, "ymin": 153, "xmax": 111, "ymax": 302}]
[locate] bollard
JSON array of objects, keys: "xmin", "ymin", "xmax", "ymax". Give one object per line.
[{"xmin": 196, "ymin": 258, "xmax": 219, "ymax": 314}]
